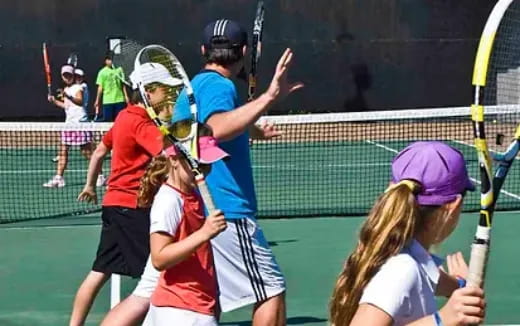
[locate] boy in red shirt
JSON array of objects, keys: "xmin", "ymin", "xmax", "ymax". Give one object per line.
[{"xmin": 71, "ymin": 62, "xmax": 179, "ymax": 326}]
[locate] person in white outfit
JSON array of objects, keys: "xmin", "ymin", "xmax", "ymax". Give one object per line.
[
  {"xmin": 75, "ymin": 67, "xmax": 107, "ymax": 186},
  {"xmin": 44, "ymin": 65, "xmax": 104, "ymax": 188}
]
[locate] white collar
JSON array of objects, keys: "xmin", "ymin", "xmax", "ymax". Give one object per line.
[{"xmin": 402, "ymin": 239, "xmax": 441, "ymax": 288}]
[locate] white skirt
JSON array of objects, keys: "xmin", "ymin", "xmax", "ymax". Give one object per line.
[{"xmin": 148, "ymin": 305, "xmax": 217, "ymax": 326}]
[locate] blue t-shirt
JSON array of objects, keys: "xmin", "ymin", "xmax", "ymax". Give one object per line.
[{"xmin": 173, "ymin": 70, "xmax": 257, "ymax": 219}]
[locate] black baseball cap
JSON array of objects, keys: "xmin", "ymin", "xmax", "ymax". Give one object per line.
[
  {"xmin": 202, "ymin": 19, "xmax": 248, "ymax": 49},
  {"xmin": 105, "ymin": 51, "xmax": 114, "ymax": 60}
]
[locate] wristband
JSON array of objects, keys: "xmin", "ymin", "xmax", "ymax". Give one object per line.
[
  {"xmin": 433, "ymin": 311, "xmax": 444, "ymax": 326},
  {"xmin": 456, "ymin": 276, "xmax": 467, "ymax": 288}
]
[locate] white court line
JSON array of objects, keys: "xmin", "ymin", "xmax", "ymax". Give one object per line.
[
  {"xmin": 452, "ymin": 139, "xmax": 520, "ymax": 161},
  {"xmin": 365, "ymin": 140, "xmax": 399, "ymax": 154},
  {"xmin": 468, "ymin": 176, "xmax": 520, "ymax": 200},
  {"xmin": 453, "ymin": 140, "xmax": 520, "ymax": 201},
  {"xmin": 365, "ymin": 140, "xmax": 520, "ymax": 201}
]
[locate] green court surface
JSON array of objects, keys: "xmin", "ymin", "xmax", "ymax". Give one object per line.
[{"xmin": 1, "ymin": 213, "xmax": 519, "ymax": 325}]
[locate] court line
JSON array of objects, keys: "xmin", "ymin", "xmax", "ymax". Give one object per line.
[
  {"xmin": 452, "ymin": 139, "xmax": 520, "ymax": 161},
  {"xmin": 365, "ymin": 140, "xmax": 520, "ymax": 201},
  {"xmin": 453, "ymin": 140, "xmax": 520, "ymax": 200},
  {"xmin": 365, "ymin": 140, "xmax": 399, "ymax": 154}
]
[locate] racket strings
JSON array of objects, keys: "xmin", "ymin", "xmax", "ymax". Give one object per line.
[
  {"xmin": 113, "ymin": 40, "xmax": 145, "ymax": 86},
  {"xmin": 134, "ymin": 46, "xmax": 196, "ymax": 146},
  {"xmin": 484, "ymin": 3, "xmax": 520, "ymax": 153}
]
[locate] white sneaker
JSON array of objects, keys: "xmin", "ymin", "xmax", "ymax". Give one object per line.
[
  {"xmin": 96, "ymin": 174, "xmax": 107, "ymax": 187},
  {"xmin": 52, "ymin": 155, "xmax": 59, "ymax": 163},
  {"xmin": 43, "ymin": 175, "xmax": 65, "ymax": 188}
]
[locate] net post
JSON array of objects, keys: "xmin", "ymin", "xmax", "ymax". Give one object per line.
[{"xmin": 110, "ymin": 274, "xmax": 121, "ymax": 308}]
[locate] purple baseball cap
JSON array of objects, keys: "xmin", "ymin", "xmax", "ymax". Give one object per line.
[{"xmin": 391, "ymin": 141, "xmax": 475, "ymax": 206}]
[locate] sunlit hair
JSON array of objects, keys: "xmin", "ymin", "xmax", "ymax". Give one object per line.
[
  {"xmin": 329, "ymin": 181, "xmax": 440, "ymax": 325},
  {"xmin": 137, "ymin": 136, "xmax": 172, "ymax": 208},
  {"xmin": 137, "ymin": 124, "xmax": 213, "ymax": 207}
]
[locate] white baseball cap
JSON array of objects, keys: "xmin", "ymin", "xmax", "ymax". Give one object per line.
[
  {"xmin": 74, "ymin": 68, "xmax": 84, "ymax": 76},
  {"xmin": 129, "ymin": 62, "xmax": 183, "ymax": 89},
  {"xmin": 61, "ymin": 65, "xmax": 74, "ymax": 75}
]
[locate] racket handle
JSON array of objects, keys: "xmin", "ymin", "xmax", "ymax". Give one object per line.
[
  {"xmin": 196, "ymin": 175, "xmax": 217, "ymax": 214},
  {"xmin": 248, "ymin": 74, "xmax": 256, "ymax": 101},
  {"xmin": 467, "ymin": 242, "xmax": 489, "ymax": 288}
]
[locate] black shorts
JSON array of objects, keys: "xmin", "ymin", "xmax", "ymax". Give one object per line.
[{"xmin": 92, "ymin": 206, "xmax": 150, "ymax": 278}]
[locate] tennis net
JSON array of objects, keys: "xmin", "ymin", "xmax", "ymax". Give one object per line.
[{"xmin": 2, "ymin": 106, "xmax": 520, "ymax": 223}]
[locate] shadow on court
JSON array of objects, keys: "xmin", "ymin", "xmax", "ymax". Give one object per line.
[{"xmin": 268, "ymin": 239, "xmax": 298, "ymax": 247}]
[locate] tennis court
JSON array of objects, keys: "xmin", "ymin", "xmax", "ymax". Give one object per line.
[
  {"xmin": 1, "ymin": 213, "xmax": 520, "ymax": 326},
  {"xmin": 0, "ymin": 108, "xmax": 520, "ymax": 326},
  {"xmin": 2, "ymin": 109, "xmax": 520, "ymax": 325},
  {"xmin": 3, "ymin": 106, "xmax": 520, "ymax": 224}
]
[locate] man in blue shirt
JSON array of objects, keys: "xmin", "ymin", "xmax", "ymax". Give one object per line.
[{"xmin": 174, "ymin": 19, "xmax": 303, "ymax": 325}]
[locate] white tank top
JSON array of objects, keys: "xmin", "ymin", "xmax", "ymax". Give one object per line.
[{"xmin": 64, "ymin": 84, "xmax": 87, "ymax": 123}]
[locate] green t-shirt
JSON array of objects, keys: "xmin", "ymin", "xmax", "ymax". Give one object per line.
[{"xmin": 96, "ymin": 66, "xmax": 125, "ymax": 104}]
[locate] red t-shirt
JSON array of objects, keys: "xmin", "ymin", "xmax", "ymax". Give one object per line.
[
  {"xmin": 150, "ymin": 184, "xmax": 217, "ymax": 316},
  {"xmin": 102, "ymin": 105, "xmax": 162, "ymax": 208}
]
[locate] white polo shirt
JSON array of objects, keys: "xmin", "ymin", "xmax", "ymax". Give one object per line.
[{"xmin": 359, "ymin": 239, "xmax": 441, "ymax": 326}]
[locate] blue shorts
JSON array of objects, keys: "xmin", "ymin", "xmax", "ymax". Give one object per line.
[{"xmin": 102, "ymin": 102, "xmax": 126, "ymax": 122}]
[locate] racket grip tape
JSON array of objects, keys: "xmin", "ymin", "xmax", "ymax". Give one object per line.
[
  {"xmin": 466, "ymin": 243, "xmax": 489, "ymax": 288},
  {"xmin": 196, "ymin": 175, "xmax": 217, "ymax": 214}
]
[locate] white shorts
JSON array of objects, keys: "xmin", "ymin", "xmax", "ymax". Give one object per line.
[
  {"xmin": 211, "ymin": 218, "xmax": 286, "ymax": 312},
  {"xmin": 148, "ymin": 304, "xmax": 217, "ymax": 326},
  {"xmin": 132, "ymin": 218, "xmax": 285, "ymax": 313},
  {"xmin": 133, "ymin": 256, "xmax": 160, "ymax": 299}
]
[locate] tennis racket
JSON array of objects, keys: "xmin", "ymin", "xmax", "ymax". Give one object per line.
[
  {"xmin": 42, "ymin": 42, "xmax": 52, "ymax": 98},
  {"xmin": 468, "ymin": 0, "xmax": 520, "ymax": 291},
  {"xmin": 67, "ymin": 52, "xmax": 78, "ymax": 68},
  {"xmin": 132, "ymin": 44, "xmax": 216, "ymax": 212},
  {"xmin": 248, "ymin": 1, "xmax": 265, "ymax": 101},
  {"xmin": 111, "ymin": 39, "xmax": 144, "ymax": 87}
]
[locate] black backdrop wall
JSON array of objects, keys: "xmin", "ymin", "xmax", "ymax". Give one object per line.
[{"xmin": 0, "ymin": 0, "xmax": 494, "ymax": 120}]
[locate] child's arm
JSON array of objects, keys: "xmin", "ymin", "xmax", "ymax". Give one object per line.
[
  {"xmin": 151, "ymin": 210, "xmax": 226, "ymax": 271},
  {"xmin": 409, "ymin": 287, "xmax": 485, "ymax": 326},
  {"xmin": 350, "ymin": 286, "xmax": 485, "ymax": 326},
  {"xmin": 77, "ymin": 141, "xmax": 110, "ymax": 204},
  {"xmin": 48, "ymin": 95, "xmax": 66, "ymax": 110},
  {"xmin": 63, "ymin": 88, "xmax": 84, "ymax": 106},
  {"xmin": 436, "ymin": 252, "xmax": 468, "ymax": 297},
  {"xmin": 436, "ymin": 270, "xmax": 460, "ymax": 297},
  {"xmin": 94, "ymin": 85, "xmax": 103, "ymax": 116},
  {"xmin": 122, "ymin": 84, "xmax": 129, "ymax": 104}
]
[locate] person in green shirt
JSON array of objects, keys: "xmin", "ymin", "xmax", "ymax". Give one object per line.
[{"xmin": 94, "ymin": 52, "xmax": 129, "ymax": 121}]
